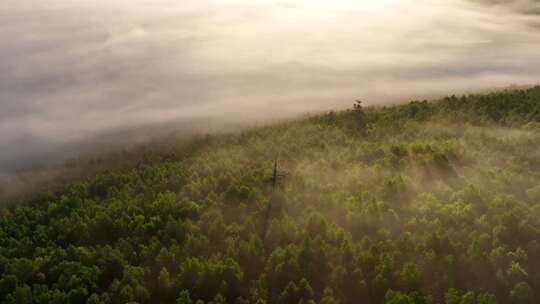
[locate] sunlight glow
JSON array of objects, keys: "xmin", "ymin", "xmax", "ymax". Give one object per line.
[{"xmin": 283, "ymin": 0, "xmax": 401, "ymax": 12}]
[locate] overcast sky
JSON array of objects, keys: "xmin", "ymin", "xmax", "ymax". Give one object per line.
[{"xmin": 1, "ymin": 0, "xmax": 540, "ymax": 173}]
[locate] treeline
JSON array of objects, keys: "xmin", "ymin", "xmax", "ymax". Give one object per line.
[
  {"xmin": 1, "ymin": 87, "xmax": 540, "ymax": 303},
  {"xmin": 314, "ymin": 86, "xmax": 540, "ymax": 131}
]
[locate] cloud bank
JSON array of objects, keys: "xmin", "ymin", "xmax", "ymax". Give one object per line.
[
  {"xmin": 1, "ymin": 0, "xmax": 540, "ymax": 175},
  {"xmin": 471, "ymin": 0, "xmax": 540, "ymax": 14}
]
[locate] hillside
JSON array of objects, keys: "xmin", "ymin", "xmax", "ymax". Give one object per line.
[{"xmin": 2, "ymin": 87, "xmax": 540, "ymax": 304}]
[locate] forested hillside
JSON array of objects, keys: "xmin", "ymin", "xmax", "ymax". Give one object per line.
[{"xmin": 2, "ymin": 87, "xmax": 540, "ymax": 304}]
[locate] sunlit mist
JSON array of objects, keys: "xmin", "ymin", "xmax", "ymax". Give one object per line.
[{"xmin": 1, "ymin": 0, "xmax": 540, "ymax": 172}]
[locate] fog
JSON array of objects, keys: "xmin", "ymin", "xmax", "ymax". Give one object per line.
[{"xmin": 2, "ymin": 0, "xmax": 540, "ymax": 176}]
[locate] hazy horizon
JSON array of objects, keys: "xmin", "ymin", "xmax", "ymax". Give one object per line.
[{"xmin": 2, "ymin": 0, "xmax": 540, "ymax": 174}]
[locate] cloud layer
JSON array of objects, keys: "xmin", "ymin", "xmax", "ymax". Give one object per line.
[
  {"xmin": 1, "ymin": 0, "xmax": 540, "ymax": 173},
  {"xmin": 471, "ymin": 0, "xmax": 540, "ymax": 14}
]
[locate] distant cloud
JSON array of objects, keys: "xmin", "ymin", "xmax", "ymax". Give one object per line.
[
  {"xmin": 470, "ymin": 0, "xmax": 540, "ymax": 14},
  {"xmin": 1, "ymin": 0, "xmax": 540, "ymax": 174}
]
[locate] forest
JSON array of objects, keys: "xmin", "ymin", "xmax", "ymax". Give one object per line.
[{"xmin": 2, "ymin": 87, "xmax": 540, "ymax": 303}]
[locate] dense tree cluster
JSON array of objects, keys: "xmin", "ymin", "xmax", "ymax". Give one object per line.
[{"xmin": 2, "ymin": 87, "xmax": 540, "ymax": 303}]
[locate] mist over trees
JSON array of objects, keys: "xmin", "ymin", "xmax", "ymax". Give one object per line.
[{"xmin": 2, "ymin": 87, "xmax": 540, "ymax": 303}]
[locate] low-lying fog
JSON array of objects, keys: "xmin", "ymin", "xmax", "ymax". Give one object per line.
[{"xmin": 1, "ymin": 0, "xmax": 540, "ymax": 179}]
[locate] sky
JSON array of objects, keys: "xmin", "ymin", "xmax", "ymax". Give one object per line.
[{"xmin": 1, "ymin": 0, "xmax": 540, "ymax": 175}]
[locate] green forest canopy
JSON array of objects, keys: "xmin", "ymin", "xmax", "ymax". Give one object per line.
[{"xmin": 2, "ymin": 87, "xmax": 540, "ymax": 303}]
